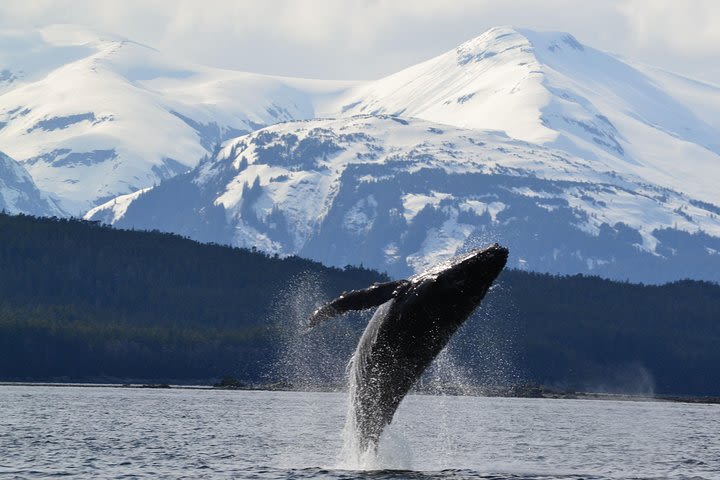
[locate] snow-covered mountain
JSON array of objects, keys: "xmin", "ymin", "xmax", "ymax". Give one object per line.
[
  {"xmin": 0, "ymin": 150, "xmax": 64, "ymax": 216},
  {"xmin": 0, "ymin": 25, "xmax": 353, "ymax": 214},
  {"xmin": 85, "ymin": 26, "xmax": 720, "ymax": 282},
  {"xmin": 86, "ymin": 115, "xmax": 720, "ymax": 283},
  {"xmin": 331, "ymin": 26, "xmax": 720, "ymax": 206},
  {"xmin": 8, "ymin": 24, "xmax": 720, "ymax": 282}
]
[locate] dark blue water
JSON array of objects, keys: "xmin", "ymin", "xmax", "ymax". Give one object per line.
[{"xmin": 1, "ymin": 385, "xmax": 718, "ymax": 479}]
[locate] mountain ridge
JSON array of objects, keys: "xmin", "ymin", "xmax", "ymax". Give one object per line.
[
  {"xmin": 0, "ymin": 25, "xmax": 354, "ymax": 213},
  {"xmin": 4, "ymin": 24, "xmax": 720, "ymax": 282}
]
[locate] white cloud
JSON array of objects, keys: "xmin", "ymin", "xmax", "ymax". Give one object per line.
[
  {"xmin": 621, "ymin": 0, "xmax": 720, "ymax": 53},
  {"xmin": 1, "ymin": 0, "xmax": 718, "ymax": 84}
]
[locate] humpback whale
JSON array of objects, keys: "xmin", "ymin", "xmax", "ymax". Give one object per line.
[{"xmin": 308, "ymin": 243, "xmax": 508, "ymax": 451}]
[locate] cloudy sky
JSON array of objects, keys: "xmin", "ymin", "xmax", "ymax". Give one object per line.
[{"xmin": 2, "ymin": 0, "xmax": 719, "ymax": 84}]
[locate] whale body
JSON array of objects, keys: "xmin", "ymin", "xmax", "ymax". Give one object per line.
[{"xmin": 308, "ymin": 243, "xmax": 508, "ymax": 451}]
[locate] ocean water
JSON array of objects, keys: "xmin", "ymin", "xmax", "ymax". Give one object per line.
[{"xmin": 1, "ymin": 385, "xmax": 718, "ymax": 479}]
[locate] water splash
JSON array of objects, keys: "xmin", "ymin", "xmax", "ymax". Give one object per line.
[
  {"xmin": 337, "ymin": 314, "xmax": 378, "ymax": 469},
  {"xmin": 270, "ymin": 271, "xmax": 397, "ymax": 469},
  {"xmin": 271, "ymin": 270, "xmax": 519, "ymax": 472},
  {"xmin": 337, "ymin": 343, "xmax": 414, "ymax": 471},
  {"xmin": 337, "ymin": 376, "xmax": 376, "ymax": 469},
  {"xmin": 336, "ymin": 299, "xmax": 520, "ymax": 470},
  {"xmin": 271, "ymin": 271, "xmax": 359, "ymax": 390}
]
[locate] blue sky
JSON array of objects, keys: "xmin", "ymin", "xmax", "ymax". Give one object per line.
[{"xmin": 2, "ymin": 0, "xmax": 719, "ymax": 84}]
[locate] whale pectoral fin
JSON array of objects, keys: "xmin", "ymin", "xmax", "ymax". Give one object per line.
[{"xmin": 307, "ymin": 279, "xmax": 409, "ymax": 328}]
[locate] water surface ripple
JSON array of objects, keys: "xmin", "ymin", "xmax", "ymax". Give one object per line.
[{"xmin": 1, "ymin": 386, "xmax": 718, "ymax": 479}]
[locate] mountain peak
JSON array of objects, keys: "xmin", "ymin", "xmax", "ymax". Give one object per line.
[
  {"xmin": 454, "ymin": 27, "xmax": 587, "ymax": 67},
  {"xmin": 454, "ymin": 26, "xmax": 533, "ymax": 66},
  {"xmin": 518, "ymin": 29, "xmax": 585, "ymax": 54}
]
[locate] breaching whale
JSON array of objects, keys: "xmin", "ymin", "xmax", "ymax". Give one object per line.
[{"xmin": 308, "ymin": 243, "xmax": 508, "ymax": 451}]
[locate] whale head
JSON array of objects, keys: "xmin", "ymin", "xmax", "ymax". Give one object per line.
[
  {"xmin": 407, "ymin": 243, "xmax": 509, "ymax": 327},
  {"xmin": 412, "ymin": 243, "xmax": 508, "ymax": 294}
]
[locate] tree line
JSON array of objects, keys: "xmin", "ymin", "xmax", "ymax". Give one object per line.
[{"xmin": 0, "ymin": 212, "xmax": 718, "ymax": 396}]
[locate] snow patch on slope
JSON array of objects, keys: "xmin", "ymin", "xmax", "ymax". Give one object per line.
[
  {"xmin": 406, "ymin": 208, "xmax": 475, "ymax": 272},
  {"xmin": 0, "ymin": 150, "xmax": 64, "ymax": 216},
  {"xmin": 402, "ymin": 191, "xmax": 453, "ymax": 221},
  {"xmin": 84, "ymin": 187, "xmax": 151, "ymax": 224}
]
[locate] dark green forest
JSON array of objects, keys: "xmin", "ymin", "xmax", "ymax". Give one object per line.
[
  {"xmin": 0, "ymin": 213, "xmax": 384, "ymax": 382},
  {"xmin": 1, "ymin": 212, "xmax": 719, "ymax": 396}
]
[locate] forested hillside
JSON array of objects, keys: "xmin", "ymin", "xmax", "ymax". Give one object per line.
[
  {"xmin": 0, "ymin": 213, "xmax": 384, "ymax": 381},
  {"xmin": 465, "ymin": 272, "xmax": 720, "ymax": 396},
  {"xmin": 1, "ymin": 213, "xmax": 718, "ymax": 396}
]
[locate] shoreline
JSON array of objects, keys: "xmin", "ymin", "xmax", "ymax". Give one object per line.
[{"xmin": 2, "ymin": 381, "xmax": 719, "ymax": 405}]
